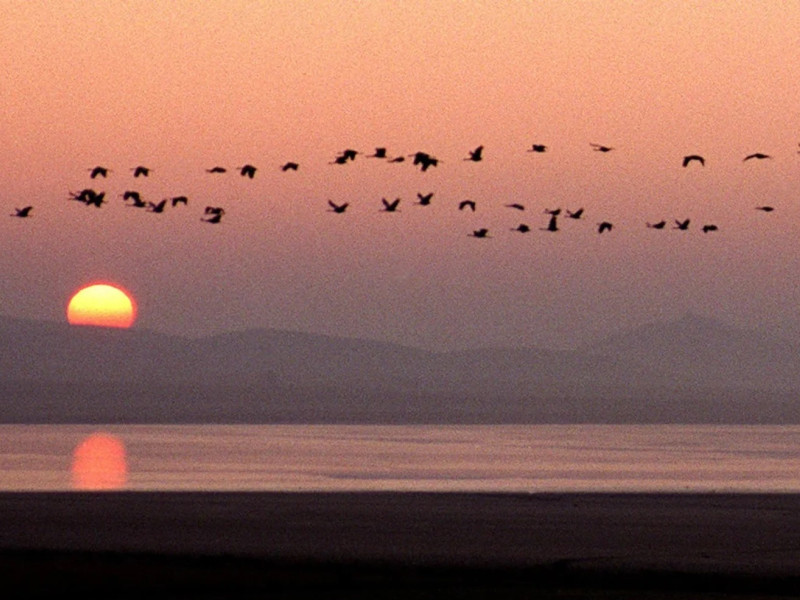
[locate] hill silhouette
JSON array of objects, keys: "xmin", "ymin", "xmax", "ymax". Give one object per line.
[{"xmin": 1, "ymin": 314, "xmax": 798, "ymax": 423}]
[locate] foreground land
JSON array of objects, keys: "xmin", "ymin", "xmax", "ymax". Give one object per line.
[{"xmin": 0, "ymin": 492, "xmax": 798, "ymax": 597}]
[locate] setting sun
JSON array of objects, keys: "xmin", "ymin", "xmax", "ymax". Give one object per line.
[
  {"xmin": 71, "ymin": 432, "xmax": 128, "ymax": 491},
  {"xmin": 66, "ymin": 283, "xmax": 136, "ymax": 329}
]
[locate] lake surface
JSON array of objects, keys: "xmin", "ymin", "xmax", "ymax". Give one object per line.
[{"xmin": 1, "ymin": 424, "xmax": 798, "ymax": 492}]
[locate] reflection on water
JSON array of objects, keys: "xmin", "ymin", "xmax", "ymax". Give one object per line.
[
  {"xmin": 0, "ymin": 424, "xmax": 798, "ymax": 492},
  {"xmin": 71, "ymin": 432, "xmax": 128, "ymax": 490}
]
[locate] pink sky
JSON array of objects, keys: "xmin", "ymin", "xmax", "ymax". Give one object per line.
[{"xmin": 2, "ymin": 1, "xmax": 800, "ymax": 350}]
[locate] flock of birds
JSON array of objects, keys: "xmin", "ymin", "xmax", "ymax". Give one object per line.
[{"xmin": 7, "ymin": 142, "xmax": 788, "ymax": 237}]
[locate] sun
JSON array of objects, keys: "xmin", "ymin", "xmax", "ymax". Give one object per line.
[
  {"xmin": 71, "ymin": 432, "xmax": 128, "ymax": 491},
  {"xmin": 66, "ymin": 283, "xmax": 136, "ymax": 329}
]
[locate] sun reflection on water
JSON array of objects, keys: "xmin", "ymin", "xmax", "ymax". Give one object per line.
[{"xmin": 71, "ymin": 432, "xmax": 128, "ymax": 491}]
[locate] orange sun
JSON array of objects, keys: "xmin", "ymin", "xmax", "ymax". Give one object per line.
[
  {"xmin": 67, "ymin": 283, "xmax": 136, "ymax": 328},
  {"xmin": 71, "ymin": 432, "xmax": 129, "ymax": 491}
]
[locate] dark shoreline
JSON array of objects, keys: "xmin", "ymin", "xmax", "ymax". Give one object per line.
[{"xmin": 1, "ymin": 492, "xmax": 799, "ymax": 597}]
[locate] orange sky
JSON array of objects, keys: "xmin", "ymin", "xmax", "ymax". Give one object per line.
[{"xmin": 2, "ymin": 1, "xmax": 800, "ymax": 350}]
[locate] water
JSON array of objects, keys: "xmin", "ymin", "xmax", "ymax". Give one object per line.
[{"xmin": 1, "ymin": 424, "xmax": 799, "ymax": 492}]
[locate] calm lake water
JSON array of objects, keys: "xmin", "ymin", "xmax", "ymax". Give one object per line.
[{"xmin": 1, "ymin": 424, "xmax": 798, "ymax": 492}]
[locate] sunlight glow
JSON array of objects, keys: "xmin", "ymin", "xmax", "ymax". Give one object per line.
[{"xmin": 66, "ymin": 283, "xmax": 136, "ymax": 329}]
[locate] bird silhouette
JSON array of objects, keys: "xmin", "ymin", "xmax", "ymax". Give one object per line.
[
  {"xmin": 597, "ymin": 221, "xmax": 613, "ymax": 233},
  {"xmin": 512, "ymin": 223, "xmax": 531, "ymax": 233},
  {"xmin": 744, "ymin": 153, "xmax": 771, "ymax": 161},
  {"xmin": 566, "ymin": 208, "xmax": 584, "ymax": 219},
  {"xmin": 387, "ymin": 156, "xmax": 406, "ymax": 163},
  {"xmin": 238, "ymin": 164, "xmax": 257, "ymax": 178},
  {"xmin": 409, "ymin": 152, "xmax": 439, "ymax": 171},
  {"xmin": 121, "ymin": 190, "xmax": 141, "ymax": 202},
  {"xmin": 367, "ymin": 147, "xmax": 387, "ymax": 158},
  {"xmin": 69, "ymin": 188, "xmax": 103, "ymax": 204},
  {"xmin": 202, "ymin": 212, "xmax": 223, "ymax": 224},
  {"xmin": 755, "ymin": 205, "xmax": 775, "ymax": 212},
  {"xmin": 381, "ymin": 197, "xmax": 400, "ymax": 212},
  {"xmin": 416, "ymin": 192, "xmax": 434, "ymax": 206},
  {"xmin": 470, "ymin": 228, "xmax": 490, "ymax": 238},
  {"xmin": 89, "ymin": 166, "xmax": 110, "ymax": 178},
  {"xmin": 147, "ymin": 199, "xmax": 167, "ymax": 213},
  {"xmin": 206, "ymin": 166, "xmax": 227, "ymax": 174},
  {"xmin": 458, "ymin": 200, "xmax": 476, "ymax": 211},
  {"xmin": 544, "ymin": 208, "xmax": 561, "ymax": 216},
  {"xmin": 542, "ymin": 214, "xmax": 559, "ymax": 232},
  {"xmin": 647, "ymin": 220, "xmax": 666, "ymax": 229},
  {"xmin": 85, "ymin": 193, "xmax": 106, "ymax": 208},
  {"xmin": 682, "ymin": 154, "xmax": 705, "ymax": 167},
  {"xmin": 674, "ymin": 218, "xmax": 690, "ymax": 230},
  {"xmin": 170, "ymin": 196, "xmax": 189, "ymax": 207},
  {"xmin": 702, "ymin": 224, "xmax": 718, "ymax": 233},
  {"xmin": 11, "ymin": 206, "xmax": 32, "ymax": 217},
  {"xmin": 465, "ymin": 145, "xmax": 484, "ymax": 161},
  {"xmin": 330, "ymin": 149, "xmax": 358, "ymax": 164},
  {"xmin": 121, "ymin": 191, "xmax": 146, "ymax": 207},
  {"xmin": 590, "ymin": 143, "xmax": 613, "ymax": 152},
  {"xmin": 527, "ymin": 144, "xmax": 547, "ymax": 153},
  {"xmin": 505, "ymin": 203, "xmax": 525, "ymax": 210},
  {"xmin": 280, "ymin": 162, "xmax": 299, "ymax": 171},
  {"xmin": 131, "ymin": 166, "xmax": 151, "ymax": 177},
  {"xmin": 328, "ymin": 200, "xmax": 348, "ymax": 213}
]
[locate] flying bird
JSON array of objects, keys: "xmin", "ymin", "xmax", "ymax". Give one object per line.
[
  {"xmin": 527, "ymin": 144, "xmax": 547, "ymax": 153},
  {"xmin": 470, "ymin": 228, "xmax": 490, "ymax": 238},
  {"xmin": 170, "ymin": 196, "xmax": 189, "ymax": 207},
  {"xmin": 328, "ymin": 200, "xmax": 348, "ymax": 213},
  {"xmin": 330, "ymin": 149, "xmax": 358, "ymax": 164},
  {"xmin": 590, "ymin": 143, "xmax": 614, "ymax": 152},
  {"xmin": 11, "ymin": 206, "xmax": 32, "ymax": 217},
  {"xmin": 69, "ymin": 188, "xmax": 103, "ymax": 204},
  {"xmin": 238, "ymin": 164, "xmax": 257, "ymax": 178},
  {"xmin": 755, "ymin": 205, "xmax": 775, "ymax": 212},
  {"xmin": 458, "ymin": 200, "xmax": 476, "ymax": 211},
  {"xmin": 131, "ymin": 166, "xmax": 151, "ymax": 177},
  {"xmin": 566, "ymin": 208, "xmax": 584, "ymax": 219},
  {"xmin": 121, "ymin": 190, "xmax": 142, "ymax": 202},
  {"xmin": 146, "ymin": 199, "xmax": 167, "ymax": 213},
  {"xmin": 743, "ymin": 153, "xmax": 771, "ymax": 161},
  {"xmin": 381, "ymin": 197, "xmax": 400, "ymax": 212},
  {"xmin": 367, "ymin": 147, "xmax": 387, "ymax": 158},
  {"xmin": 702, "ymin": 224, "xmax": 718, "ymax": 233},
  {"xmin": 682, "ymin": 154, "xmax": 705, "ymax": 167},
  {"xmin": 597, "ymin": 221, "xmax": 613, "ymax": 233},
  {"xmin": 202, "ymin": 212, "xmax": 223, "ymax": 224},
  {"xmin": 122, "ymin": 191, "xmax": 146, "ymax": 208},
  {"xmin": 512, "ymin": 223, "xmax": 530, "ymax": 233},
  {"xmin": 409, "ymin": 151, "xmax": 439, "ymax": 171},
  {"xmin": 280, "ymin": 162, "xmax": 299, "ymax": 171},
  {"xmin": 206, "ymin": 166, "xmax": 227, "ymax": 174},
  {"xmin": 674, "ymin": 218, "xmax": 690, "ymax": 230},
  {"xmin": 465, "ymin": 145, "xmax": 484, "ymax": 161},
  {"xmin": 505, "ymin": 203, "xmax": 525, "ymax": 211},
  {"xmin": 544, "ymin": 208, "xmax": 561, "ymax": 216},
  {"xmin": 89, "ymin": 166, "xmax": 110, "ymax": 178},
  {"xmin": 416, "ymin": 192, "xmax": 434, "ymax": 206},
  {"xmin": 542, "ymin": 214, "xmax": 559, "ymax": 232},
  {"xmin": 647, "ymin": 220, "xmax": 666, "ymax": 229}
]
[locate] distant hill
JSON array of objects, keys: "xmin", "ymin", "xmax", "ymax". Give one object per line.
[{"xmin": 1, "ymin": 314, "xmax": 799, "ymax": 423}]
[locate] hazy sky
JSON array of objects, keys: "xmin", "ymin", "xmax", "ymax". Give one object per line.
[{"xmin": 3, "ymin": 1, "xmax": 800, "ymax": 351}]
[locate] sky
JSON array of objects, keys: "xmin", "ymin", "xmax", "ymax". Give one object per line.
[{"xmin": 3, "ymin": 1, "xmax": 800, "ymax": 351}]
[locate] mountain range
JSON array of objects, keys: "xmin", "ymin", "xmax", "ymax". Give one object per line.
[{"xmin": 1, "ymin": 313, "xmax": 798, "ymax": 423}]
